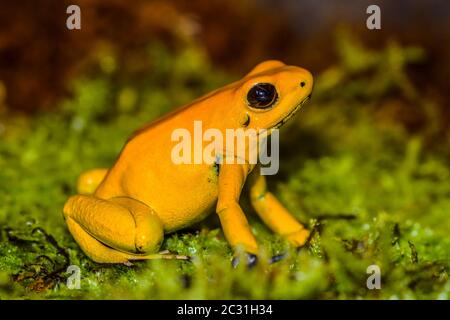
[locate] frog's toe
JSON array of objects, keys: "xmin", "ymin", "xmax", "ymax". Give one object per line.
[
  {"xmin": 232, "ymin": 252, "xmax": 288, "ymax": 266},
  {"xmin": 134, "ymin": 215, "xmax": 164, "ymax": 254},
  {"xmin": 269, "ymin": 253, "xmax": 287, "ymax": 264},
  {"xmin": 232, "ymin": 253, "xmax": 258, "ymax": 269},
  {"xmin": 285, "ymin": 228, "xmax": 310, "ymax": 247}
]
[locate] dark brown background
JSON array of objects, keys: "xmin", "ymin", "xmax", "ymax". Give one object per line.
[{"xmin": 0, "ymin": 0, "xmax": 448, "ymax": 126}]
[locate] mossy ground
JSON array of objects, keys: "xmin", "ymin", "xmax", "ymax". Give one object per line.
[{"xmin": 0, "ymin": 33, "xmax": 449, "ymax": 299}]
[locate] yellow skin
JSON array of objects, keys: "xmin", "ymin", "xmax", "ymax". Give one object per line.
[{"xmin": 63, "ymin": 60, "xmax": 313, "ymax": 264}]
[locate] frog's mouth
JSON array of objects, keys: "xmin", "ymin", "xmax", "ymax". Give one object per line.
[{"xmin": 271, "ymin": 95, "xmax": 311, "ymax": 130}]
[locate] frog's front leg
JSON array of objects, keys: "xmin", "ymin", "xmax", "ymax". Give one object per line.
[
  {"xmin": 248, "ymin": 166, "xmax": 310, "ymax": 247},
  {"xmin": 63, "ymin": 195, "xmax": 184, "ymax": 263},
  {"xmin": 216, "ymin": 162, "xmax": 259, "ymax": 267}
]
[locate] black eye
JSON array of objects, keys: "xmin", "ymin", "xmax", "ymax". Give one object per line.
[{"xmin": 247, "ymin": 83, "xmax": 278, "ymax": 109}]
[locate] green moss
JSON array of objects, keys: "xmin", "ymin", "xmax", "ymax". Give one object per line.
[{"xmin": 0, "ymin": 36, "xmax": 448, "ymax": 299}]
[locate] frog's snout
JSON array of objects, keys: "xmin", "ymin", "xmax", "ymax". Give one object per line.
[
  {"xmin": 299, "ymin": 79, "xmax": 313, "ymax": 92},
  {"xmin": 296, "ymin": 69, "xmax": 314, "ymax": 94}
]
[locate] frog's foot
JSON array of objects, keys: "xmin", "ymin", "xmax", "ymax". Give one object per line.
[
  {"xmin": 77, "ymin": 168, "xmax": 108, "ymax": 195},
  {"xmin": 63, "ymin": 195, "xmax": 173, "ymax": 264},
  {"xmin": 232, "ymin": 252, "xmax": 289, "ymax": 267},
  {"xmin": 269, "ymin": 253, "xmax": 287, "ymax": 264},
  {"xmin": 232, "ymin": 252, "xmax": 258, "ymax": 269},
  {"xmin": 284, "ymin": 228, "xmax": 310, "ymax": 247},
  {"xmin": 127, "ymin": 251, "xmax": 190, "ymax": 261}
]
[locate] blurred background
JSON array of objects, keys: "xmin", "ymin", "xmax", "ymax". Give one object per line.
[
  {"xmin": 0, "ymin": 0, "xmax": 449, "ymax": 299},
  {"xmin": 1, "ymin": 0, "xmax": 449, "ymax": 125}
]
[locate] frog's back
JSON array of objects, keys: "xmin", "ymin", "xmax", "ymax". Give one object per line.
[{"xmin": 94, "ymin": 102, "xmax": 220, "ymax": 232}]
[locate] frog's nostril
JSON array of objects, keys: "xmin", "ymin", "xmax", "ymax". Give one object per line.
[{"xmin": 300, "ymin": 81, "xmax": 306, "ymax": 88}]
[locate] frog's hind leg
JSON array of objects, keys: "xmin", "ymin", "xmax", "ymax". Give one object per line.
[
  {"xmin": 63, "ymin": 195, "xmax": 188, "ymax": 263},
  {"xmin": 77, "ymin": 168, "xmax": 109, "ymax": 195},
  {"xmin": 65, "ymin": 219, "xmax": 184, "ymax": 263}
]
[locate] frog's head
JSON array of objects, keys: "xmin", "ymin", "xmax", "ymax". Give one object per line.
[{"xmin": 232, "ymin": 60, "xmax": 313, "ymax": 131}]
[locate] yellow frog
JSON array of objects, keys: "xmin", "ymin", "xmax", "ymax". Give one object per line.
[{"xmin": 63, "ymin": 60, "xmax": 313, "ymax": 265}]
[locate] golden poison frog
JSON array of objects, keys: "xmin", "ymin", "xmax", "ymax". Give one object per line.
[{"xmin": 63, "ymin": 60, "xmax": 313, "ymax": 266}]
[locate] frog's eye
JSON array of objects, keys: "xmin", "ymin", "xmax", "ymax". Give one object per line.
[{"xmin": 247, "ymin": 83, "xmax": 278, "ymax": 109}]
